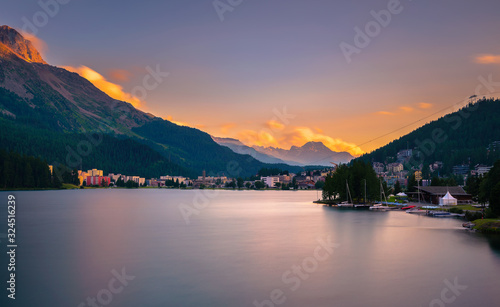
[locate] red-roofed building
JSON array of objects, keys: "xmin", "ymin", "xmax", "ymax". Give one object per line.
[{"xmin": 86, "ymin": 176, "xmax": 110, "ymax": 186}]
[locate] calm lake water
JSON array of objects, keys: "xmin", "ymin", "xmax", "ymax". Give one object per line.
[{"xmin": 1, "ymin": 189, "xmax": 500, "ymax": 307}]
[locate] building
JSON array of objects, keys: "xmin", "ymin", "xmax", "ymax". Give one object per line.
[
  {"xmin": 298, "ymin": 180, "xmax": 315, "ymax": 190},
  {"xmin": 278, "ymin": 175, "xmax": 292, "ymax": 184},
  {"xmin": 471, "ymin": 164, "xmax": 492, "ymax": 176},
  {"xmin": 87, "ymin": 176, "xmax": 110, "ymax": 186},
  {"xmin": 397, "ymin": 149, "xmax": 412, "ymax": 161},
  {"xmin": 261, "ymin": 176, "xmax": 279, "ymax": 188},
  {"xmin": 430, "ymin": 161, "xmax": 443, "ymax": 172},
  {"xmin": 387, "ymin": 163, "xmax": 403, "ymax": 173},
  {"xmin": 87, "ymin": 169, "xmax": 103, "ymax": 177},
  {"xmin": 126, "ymin": 176, "xmax": 145, "ymax": 186},
  {"xmin": 108, "ymin": 173, "xmax": 122, "ymax": 182},
  {"xmin": 372, "ymin": 162, "xmax": 385, "ymax": 174},
  {"xmin": 415, "ymin": 186, "xmax": 472, "ymax": 205},
  {"xmin": 78, "ymin": 170, "xmax": 88, "ymax": 186},
  {"xmin": 452, "ymin": 164, "xmax": 469, "ymax": 176}
]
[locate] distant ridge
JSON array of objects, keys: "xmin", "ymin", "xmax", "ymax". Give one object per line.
[
  {"xmin": 214, "ymin": 137, "xmax": 354, "ymax": 167},
  {"xmin": 212, "ymin": 137, "xmax": 301, "ymax": 165},
  {"xmin": 252, "ymin": 141, "xmax": 354, "ymax": 166}
]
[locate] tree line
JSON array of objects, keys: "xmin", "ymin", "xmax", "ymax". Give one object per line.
[
  {"xmin": 0, "ymin": 150, "xmax": 56, "ymax": 189},
  {"xmin": 322, "ymin": 160, "xmax": 380, "ymax": 203},
  {"xmin": 465, "ymin": 159, "xmax": 500, "ymax": 217}
]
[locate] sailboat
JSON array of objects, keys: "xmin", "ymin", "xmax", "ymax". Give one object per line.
[
  {"xmin": 354, "ymin": 179, "xmax": 371, "ymax": 208},
  {"xmin": 406, "ymin": 179, "xmax": 427, "ymax": 214},
  {"xmin": 338, "ymin": 180, "xmax": 354, "ymax": 208},
  {"xmin": 369, "ymin": 179, "xmax": 390, "ymax": 211}
]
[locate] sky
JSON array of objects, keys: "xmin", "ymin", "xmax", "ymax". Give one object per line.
[{"xmin": 2, "ymin": 0, "xmax": 500, "ymax": 156}]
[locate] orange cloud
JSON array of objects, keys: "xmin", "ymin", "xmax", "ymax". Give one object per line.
[
  {"xmin": 237, "ymin": 130, "xmax": 280, "ymax": 148},
  {"xmin": 314, "ymin": 127, "xmax": 324, "ymax": 134},
  {"xmin": 165, "ymin": 115, "xmax": 204, "ymax": 129},
  {"xmin": 376, "ymin": 111, "xmax": 394, "ymax": 115},
  {"xmin": 418, "ymin": 102, "xmax": 432, "ymax": 109},
  {"xmin": 221, "ymin": 123, "xmax": 236, "ymax": 134},
  {"xmin": 62, "ymin": 65, "xmax": 143, "ymax": 107},
  {"xmin": 399, "ymin": 106, "xmax": 413, "ymax": 112},
  {"xmin": 108, "ymin": 69, "xmax": 132, "ymax": 82},
  {"xmin": 20, "ymin": 31, "xmax": 48, "ymax": 59},
  {"xmin": 166, "ymin": 115, "xmax": 188, "ymax": 126},
  {"xmin": 475, "ymin": 54, "xmax": 500, "ymax": 64},
  {"xmin": 288, "ymin": 127, "xmax": 364, "ymax": 156},
  {"xmin": 266, "ymin": 120, "xmax": 285, "ymax": 130}
]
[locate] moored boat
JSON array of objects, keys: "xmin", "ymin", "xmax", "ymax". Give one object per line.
[{"xmin": 406, "ymin": 208, "xmax": 427, "ymax": 215}]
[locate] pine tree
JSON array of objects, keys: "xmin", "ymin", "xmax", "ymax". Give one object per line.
[{"xmin": 24, "ymin": 162, "xmax": 34, "ymax": 188}]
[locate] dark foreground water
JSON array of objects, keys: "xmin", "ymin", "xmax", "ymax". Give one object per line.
[{"xmin": 1, "ymin": 189, "xmax": 499, "ymax": 307}]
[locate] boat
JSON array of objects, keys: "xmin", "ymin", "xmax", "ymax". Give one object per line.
[
  {"xmin": 370, "ymin": 180, "xmax": 391, "ymax": 211},
  {"xmin": 354, "ymin": 179, "xmax": 371, "ymax": 209},
  {"xmin": 421, "ymin": 206, "xmax": 438, "ymax": 209},
  {"xmin": 401, "ymin": 205, "xmax": 416, "ymax": 210},
  {"xmin": 406, "ymin": 208, "xmax": 427, "ymax": 215},
  {"xmin": 427, "ymin": 211, "xmax": 463, "ymax": 218},
  {"xmin": 338, "ymin": 181, "xmax": 354, "ymax": 208}
]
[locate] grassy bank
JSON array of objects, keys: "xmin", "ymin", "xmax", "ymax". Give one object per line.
[{"xmin": 473, "ymin": 219, "xmax": 500, "ymax": 233}]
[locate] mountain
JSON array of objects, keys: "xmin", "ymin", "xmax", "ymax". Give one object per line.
[
  {"xmin": 0, "ymin": 25, "xmax": 305, "ymax": 178},
  {"xmin": 0, "ymin": 25, "xmax": 46, "ymax": 64},
  {"xmin": 0, "ymin": 26, "xmax": 151, "ymax": 132},
  {"xmin": 212, "ymin": 137, "xmax": 301, "ymax": 165},
  {"xmin": 252, "ymin": 141, "xmax": 354, "ymax": 166},
  {"xmin": 357, "ymin": 98, "xmax": 500, "ymax": 176}
]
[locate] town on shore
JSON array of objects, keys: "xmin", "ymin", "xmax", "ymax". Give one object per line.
[{"xmin": 65, "ymin": 168, "xmax": 330, "ymax": 190}]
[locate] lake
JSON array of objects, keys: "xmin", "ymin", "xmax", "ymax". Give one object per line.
[{"xmin": 1, "ymin": 189, "xmax": 499, "ymax": 307}]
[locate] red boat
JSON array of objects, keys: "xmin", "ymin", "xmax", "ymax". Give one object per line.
[{"xmin": 401, "ymin": 205, "xmax": 416, "ymax": 210}]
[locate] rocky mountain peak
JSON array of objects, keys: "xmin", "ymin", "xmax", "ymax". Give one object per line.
[{"xmin": 0, "ymin": 25, "xmax": 46, "ymax": 64}]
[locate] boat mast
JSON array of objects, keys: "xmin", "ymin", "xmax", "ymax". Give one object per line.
[
  {"xmin": 379, "ymin": 178, "xmax": 382, "ymax": 204},
  {"xmin": 417, "ymin": 177, "xmax": 420, "ymax": 204},
  {"xmin": 364, "ymin": 179, "xmax": 367, "ymax": 204},
  {"xmin": 346, "ymin": 180, "xmax": 352, "ymax": 204}
]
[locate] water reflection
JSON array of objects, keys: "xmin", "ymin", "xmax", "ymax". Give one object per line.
[{"xmin": 1, "ymin": 190, "xmax": 499, "ymax": 307}]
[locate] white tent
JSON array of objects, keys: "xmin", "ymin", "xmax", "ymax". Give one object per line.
[
  {"xmin": 439, "ymin": 191, "xmax": 457, "ymax": 206},
  {"xmin": 396, "ymin": 192, "xmax": 407, "ymax": 197}
]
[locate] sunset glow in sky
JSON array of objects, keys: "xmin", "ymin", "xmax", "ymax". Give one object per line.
[{"xmin": 2, "ymin": 0, "xmax": 500, "ymax": 156}]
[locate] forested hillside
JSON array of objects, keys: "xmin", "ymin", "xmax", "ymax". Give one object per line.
[
  {"xmin": 0, "ymin": 118, "xmax": 192, "ymax": 178},
  {"xmin": 358, "ymin": 99, "xmax": 500, "ymax": 175}
]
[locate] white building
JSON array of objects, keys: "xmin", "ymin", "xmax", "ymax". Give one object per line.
[
  {"xmin": 472, "ymin": 164, "xmax": 492, "ymax": 176},
  {"xmin": 108, "ymin": 173, "xmax": 122, "ymax": 182},
  {"xmin": 261, "ymin": 176, "xmax": 279, "ymax": 188}
]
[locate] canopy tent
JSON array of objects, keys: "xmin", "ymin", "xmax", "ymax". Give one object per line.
[
  {"xmin": 396, "ymin": 192, "xmax": 407, "ymax": 197},
  {"xmin": 439, "ymin": 191, "xmax": 457, "ymax": 206}
]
